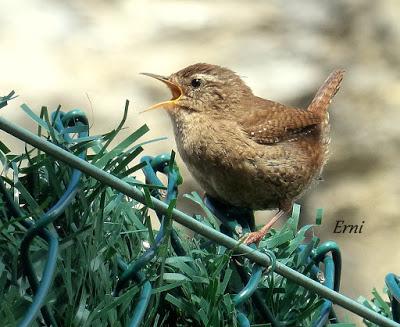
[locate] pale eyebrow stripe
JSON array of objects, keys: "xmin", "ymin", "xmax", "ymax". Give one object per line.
[{"xmin": 194, "ymin": 73, "xmax": 219, "ymax": 82}]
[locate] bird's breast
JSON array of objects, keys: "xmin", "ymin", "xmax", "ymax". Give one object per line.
[
  {"xmin": 170, "ymin": 112, "xmax": 251, "ymax": 165},
  {"xmin": 168, "ymin": 111, "xmax": 329, "ymax": 210}
]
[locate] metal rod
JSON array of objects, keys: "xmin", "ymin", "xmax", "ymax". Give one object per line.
[{"xmin": 0, "ymin": 116, "xmax": 398, "ymax": 327}]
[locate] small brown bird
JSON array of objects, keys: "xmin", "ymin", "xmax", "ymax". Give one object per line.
[{"xmin": 142, "ymin": 63, "xmax": 344, "ymax": 244}]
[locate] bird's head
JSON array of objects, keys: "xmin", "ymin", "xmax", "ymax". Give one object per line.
[{"xmin": 142, "ymin": 63, "xmax": 252, "ymax": 115}]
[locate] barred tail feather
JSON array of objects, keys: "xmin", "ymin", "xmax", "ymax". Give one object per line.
[{"xmin": 308, "ymin": 69, "xmax": 345, "ymax": 114}]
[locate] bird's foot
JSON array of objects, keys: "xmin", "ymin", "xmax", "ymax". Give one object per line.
[
  {"xmin": 242, "ymin": 230, "xmax": 267, "ymax": 246},
  {"xmin": 241, "ymin": 209, "xmax": 286, "ymax": 246}
]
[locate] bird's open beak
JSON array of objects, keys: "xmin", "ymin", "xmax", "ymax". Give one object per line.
[{"xmin": 141, "ymin": 73, "xmax": 183, "ymax": 112}]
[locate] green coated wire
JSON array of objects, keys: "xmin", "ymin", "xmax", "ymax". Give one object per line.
[
  {"xmin": 312, "ymin": 255, "xmax": 335, "ymax": 327},
  {"xmin": 233, "ymin": 265, "xmax": 263, "ymax": 305},
  {"xmin": 237, "ymin": 311, "xmax": 251, "ymax": 327},
  {"xmin": 386, "ymin": 274, "xmax": 400, "ymax": 323},
  {"xmin": 233, "ymin": 254, "xmax": 279, "ymax": 326},
  {"xmin": 140, "ymin": 154, "xmax": 185, "ymax": 256},
  {"xmin": 17, "ymin": 111, "xmax": 88, "ymax": 327},
  {"xmin": 19, "ymin": 232, "xmax": 60, "ymax": 327},
  {"xmin": 0, "ymin": 178, "xmax": 58, "ymax": 326},
  {"xmin": 311, "ymin": 241, "xmax": 342, "ymax": 326},
  {"xmin": 204, "ymin": 196, "xmax": 254, "ymax": 236},
  {"xmin": 312, "ymin": 241, "xmax": 341, "ymax": 291},
  {"xmin": 115, "ymin": 153, "xmax": 182, "ymax": 325},
  {"xmin": 129, "ymin": 282, "xmax": 152, "ymax": 327},
  {"xmin": 0, "ymin": 116, "xmax": 399, "ymax": 327},
  {"xmin": 117, "ymin": 257, "xmax": 152, "ymax": 327},
  {"xmin": 205, "ymin": 195, "xmax": 278, "ymax": 325},
  {"xmin": 114, "ymin": 153, "xmax": 181, "ymax": 296}
]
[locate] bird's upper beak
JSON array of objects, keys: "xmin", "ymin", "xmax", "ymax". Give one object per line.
[{"xmin": 141, "ymin": 73, "xmax": 183, "ymax": 112}]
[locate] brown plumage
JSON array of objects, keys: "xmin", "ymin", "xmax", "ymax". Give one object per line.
[{"xmin": 143, "ymin": 63, "xmax": 344, "ymax": 244}]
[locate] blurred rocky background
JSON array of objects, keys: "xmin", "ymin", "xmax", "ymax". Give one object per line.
[{"xmin": 1, "ymin": 0, "xmax": 399, "ymax": 324}]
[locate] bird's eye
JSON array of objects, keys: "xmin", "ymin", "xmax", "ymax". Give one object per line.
[{"xmin": 191, "ymin": 78, "xmax": 202, "ymax": 88}]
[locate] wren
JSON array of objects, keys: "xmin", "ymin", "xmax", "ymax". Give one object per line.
[{"xmin": 142, "ymin": 63, "xmax": 344, "ymax": 244}]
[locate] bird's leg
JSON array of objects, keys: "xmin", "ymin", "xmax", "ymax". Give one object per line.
[{"xmin": 243, "ymin": 210, "xmax": 286, "ymax": 245}]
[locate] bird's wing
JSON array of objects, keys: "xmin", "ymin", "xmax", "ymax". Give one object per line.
[{"xmin": 238, "ymin": 98, "xmax": 323, "ymax": 144}]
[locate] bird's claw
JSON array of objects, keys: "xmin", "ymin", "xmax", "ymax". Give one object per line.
[{"xmin": 241, "ymin": 231, "xmax": 265, "ymax": 246}]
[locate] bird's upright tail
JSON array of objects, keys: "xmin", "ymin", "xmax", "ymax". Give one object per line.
[{"xmin": 307, "ymin": 69, "xmax": 345, "ymax": 114}]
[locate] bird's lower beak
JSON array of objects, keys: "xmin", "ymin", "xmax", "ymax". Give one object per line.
[{"xmin": 141, "ymin": 73, "xmax": 183, "ymax": 112}]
